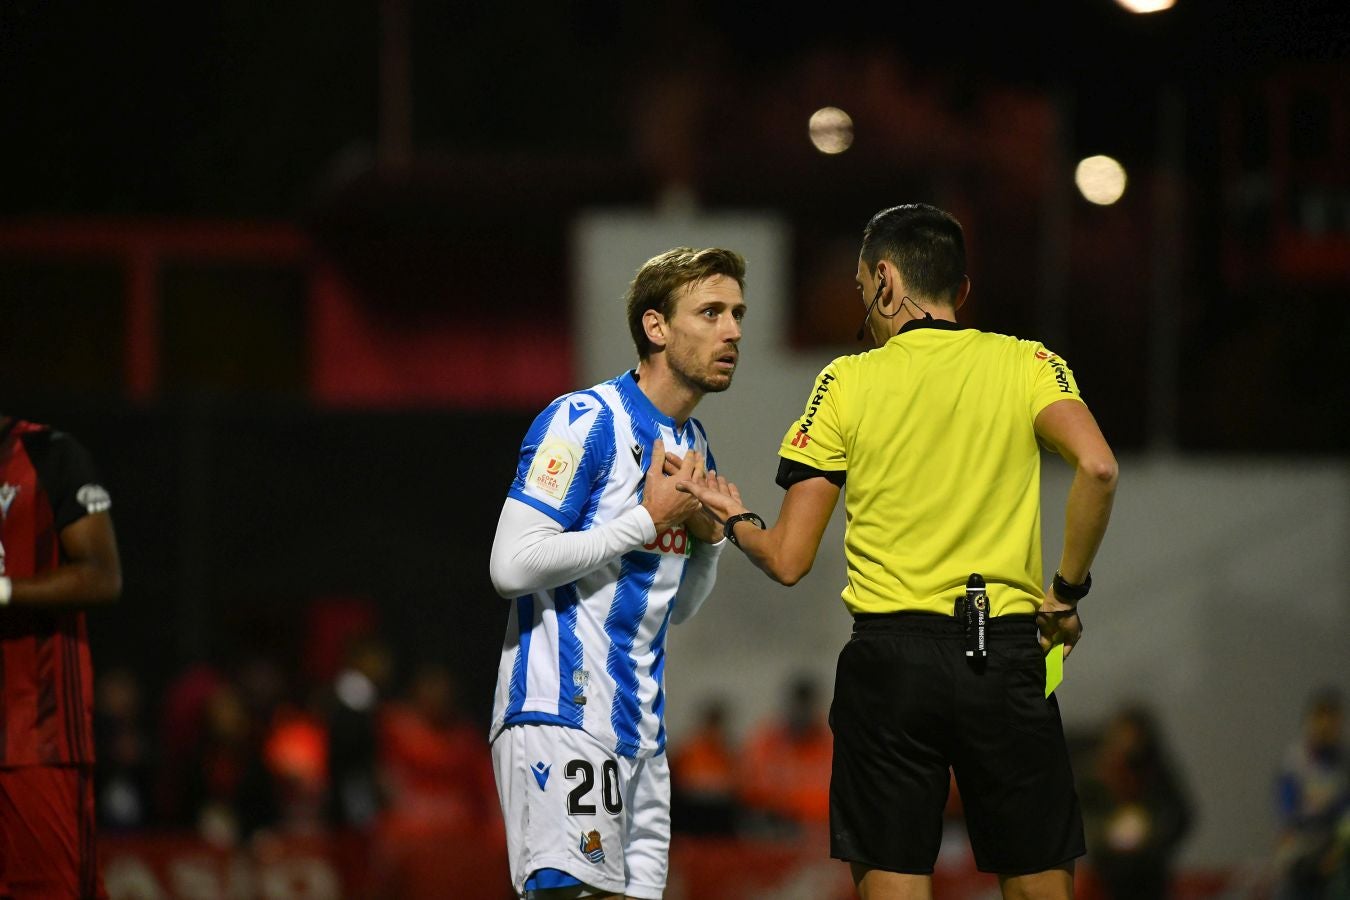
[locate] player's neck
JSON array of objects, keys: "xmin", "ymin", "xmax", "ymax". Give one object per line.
[{"xmin": 633, "ymin": 360, "xmax": 699, "ymax": 427}]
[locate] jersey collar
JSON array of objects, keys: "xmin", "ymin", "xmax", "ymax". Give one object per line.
[
  {"xmin": 619, "ymin": 369, "xmax": 681, "ymax": 429},
  {"xmin": 897, "ymin": 317, "xmax": 967, "ymax": 335}
]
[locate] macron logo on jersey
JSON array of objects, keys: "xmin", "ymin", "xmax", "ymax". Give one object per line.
[
  {"xmin": 568, "ymin": 397, "xmax": 596, "ymax": 424},
  {"xmin": 532, "ymin": 761, "xmax": 551, "ymax": 790}
]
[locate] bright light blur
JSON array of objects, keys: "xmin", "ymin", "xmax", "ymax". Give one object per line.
[
  {"xmin": 1114, "ymin": 0, "xmax": 1176, "ymax": 12},
  {"xmin": 1075, "ymin": 155, "xmax": 1129, "ymax": 205},
  {"xmin": 809, "ymin": 107, "xmax": 854, "ymax": 154}
]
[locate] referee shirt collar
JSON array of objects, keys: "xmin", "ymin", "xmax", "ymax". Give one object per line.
[{"xmin": 897, "ymin": 317, "xmax": 967, "ymax": 335}]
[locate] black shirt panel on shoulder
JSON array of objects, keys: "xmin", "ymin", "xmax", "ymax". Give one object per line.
[
  {"xmin": 21, "ymin": 430, "xmax": 106, "ymax": 532},
  {"xmin": 776, "ymin": 457, "xmax": 846, "ymax": 490}
]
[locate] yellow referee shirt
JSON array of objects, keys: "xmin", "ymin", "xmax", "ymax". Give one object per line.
[{"xmin": 778, "ymin": 319, "xmax": 1085, "ymax": 617}]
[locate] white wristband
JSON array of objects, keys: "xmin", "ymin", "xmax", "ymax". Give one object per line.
[{"xmin": 0, "ymin": 577, "xmax": 11, "ymax": 605}]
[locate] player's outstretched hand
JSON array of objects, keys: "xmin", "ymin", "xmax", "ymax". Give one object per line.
[
  {"xmin": 643, "ymin": 439, "xmax": 702, "ymax": 533},
  {"xmin": 1036, "ymin": 588, "xmax": 1083, "ymax": 659}
]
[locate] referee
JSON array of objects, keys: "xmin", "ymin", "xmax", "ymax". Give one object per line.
[{"xmin": 678, "ymin": 204, "xmax": 1118, "ymax": 900}]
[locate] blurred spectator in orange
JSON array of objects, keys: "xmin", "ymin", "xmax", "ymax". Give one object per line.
[
  {"xmin": 1080, "ymin": 703, "xmax": 1194, "ymax": 900},
  {"xmin": 1273, "ymin": 686, "xmax": 1347, "ymax": 900},
  {"xmin": 94, "ymin": 666, "xmax": 155, "ymax": 831},
  {"xmin": 739, "ymin": 673, "xmax": 833, "ymax": 836},
  {"xmin": 182, "ymin": 681, "xmax": 278, "ymax": 847},
  {"xmin": 370, "ymin": 661, "xmax": 504, "ymax": 899},
  {"xmin": 324, "ymin": 634, "xmax": 395, "ymax": 830},
  {"xmin": 671, "ymin": 697, "xmax": 740, "ymax": 835},
  {"xmin": 264, "ymin": 703, "xmax": 329, "ymax": 835},
  {"xmin": 376, "ymin": 662, "xmax": 498, "ymax": 834}
]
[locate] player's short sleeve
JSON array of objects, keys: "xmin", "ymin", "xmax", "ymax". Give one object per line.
[
  {"xmin": 778, "ymin": 361, "xmax": 848, "ymax": 472},
  {"xmin": 507, "ymin": 392, "xmax": 615, "ymax": 530},
  {"xmin": 25, "ymin": 430, "xmax": 112, "ymax": 531},
  {"xmin": 1028, "ymin": 343, "xmax": 1086, "ymax": 420}
]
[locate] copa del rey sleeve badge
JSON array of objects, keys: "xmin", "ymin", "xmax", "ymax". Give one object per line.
[{"xmin": 528, "ymin": 439, "xmax": 581, "ymax": 501}]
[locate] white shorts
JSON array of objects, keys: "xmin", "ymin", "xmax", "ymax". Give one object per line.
[{"xmin": 491, "ymin": 723, "xmax": 670, "ymax": 899}]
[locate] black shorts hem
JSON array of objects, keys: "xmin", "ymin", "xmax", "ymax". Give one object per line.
[
  {"xmin": 973, "ymin": 848, "xmax": 1086, "ymax": 877},
  {"xmin": 829, "ymin": 853, "xmax": 933, "ymax": 877}
]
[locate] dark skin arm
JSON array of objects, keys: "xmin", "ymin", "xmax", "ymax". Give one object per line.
[{"xmin": 8, "ymin": 512, "xmax": 122, "ymax": 607}]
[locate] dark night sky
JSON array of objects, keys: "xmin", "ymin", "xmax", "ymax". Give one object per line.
[{"xmin": 1, "ymin": 0, "xmax": 1345, "ymax": 218}]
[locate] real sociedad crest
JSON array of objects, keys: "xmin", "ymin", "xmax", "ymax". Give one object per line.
[{"xmin": 579, "ymin": 830, "xmax": 605, "ymax": 864}]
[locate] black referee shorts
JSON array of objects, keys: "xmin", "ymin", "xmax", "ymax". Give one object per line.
[{"xmin": 829, "ymin": 612, "xmax": 1085, "ymax": 876}]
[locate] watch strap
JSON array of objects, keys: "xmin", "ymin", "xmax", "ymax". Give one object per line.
[{"xmin": 724, "ymin": 512, "xmax": 765, "ymax": 548}]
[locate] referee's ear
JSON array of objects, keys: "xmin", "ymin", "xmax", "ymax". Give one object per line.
[{"xmin": 954, "ymin": 275, "xmax": 971, "ymax": 310}]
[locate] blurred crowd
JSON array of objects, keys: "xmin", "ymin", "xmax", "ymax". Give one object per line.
[
  {"xmin": 669, "ymin": 674, "xmax": 834, "ymax": 841},
  {"xmin": 92, "ymin": 603, "xmax": 1348, "ymax": 900},
  {"xmin": 91, "ymin": 597, "xmax": 505, "ymax": 895},
  {"xmin": 666, "ymin": 676, "xmax": 1350, "ymax": 900}
]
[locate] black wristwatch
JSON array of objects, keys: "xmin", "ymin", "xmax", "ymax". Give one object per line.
[
  {"xmin": 723, "ymin": 512, "xmax": 766, "ymax": 548},
  {"xmin": 1052, "ymin": 570, "xmax": 1092, "ymax": 602}
]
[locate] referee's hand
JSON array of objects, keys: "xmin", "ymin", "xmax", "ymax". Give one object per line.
[
  {"xmin": 675, "ymin": 470, "xmax": 745, "ymax": 527},
  {"xmin": 1036, "ymin": 589, "xmax": 1082, "ymax": 659},
  {"xmin": 665, "ymin": 452, "xmax": 740, "ymax": 543}
]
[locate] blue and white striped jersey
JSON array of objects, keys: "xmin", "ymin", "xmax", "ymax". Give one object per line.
[{"xmin": 490, "ymin": 370, "xmax": 718, "ymax": 759}]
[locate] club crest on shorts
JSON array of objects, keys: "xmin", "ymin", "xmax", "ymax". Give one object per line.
[
  {"xmin": 572, "ymin": 669, "xmax": 590, "ymax": 704},
  {"xmin": 579, "ymin": 830, "xmax": 605, "ymax": 864}
]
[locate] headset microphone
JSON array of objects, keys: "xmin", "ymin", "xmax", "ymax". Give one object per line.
[{"xmin": 855, "ymin": 277, "xmax": 885, "ymax": 343}]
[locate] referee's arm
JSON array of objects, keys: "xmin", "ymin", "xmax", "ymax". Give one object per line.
[
  {"xmin": 678, "ymin": 474, "xmax": 840, "ymax": 586},
  {"xmin": 1034, "ymin": 398, "xmax": 1118, "ymax": 607}
]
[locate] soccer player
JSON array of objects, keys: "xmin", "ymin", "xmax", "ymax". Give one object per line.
[
  {"xmin": 0, "ymin": 416, "xmax": 123, "ymax": 898},
  {"xmin": 678, "ymin": 204, "xmax": 1118, "ymax": 900},
  {"xmin": 488, "ymin": 247, "xmax": 747, "ymax": 899}
]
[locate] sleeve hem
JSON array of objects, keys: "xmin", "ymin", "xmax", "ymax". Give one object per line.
[{"xmin": 506, "ymin": 491, "xmax": 572, "ymax": 527}]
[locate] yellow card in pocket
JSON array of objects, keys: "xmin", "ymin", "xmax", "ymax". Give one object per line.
[{"xmin": 1044, "ymin": 644, "xmax": 1064, "ymax": 698}]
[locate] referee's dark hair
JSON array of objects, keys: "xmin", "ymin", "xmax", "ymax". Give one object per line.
[
  {"xmin": 626, "ymin": 247, "xmax": 747, "ymax": 360},
  {"xmin": 861, "ymin": 204, "xmax": 966, "ymax": 305}
]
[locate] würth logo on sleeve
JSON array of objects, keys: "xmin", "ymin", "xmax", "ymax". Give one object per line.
[
  {"xmin": 1036, "ymin": 349, "xmax": 1074, "ymax": 394},
  {"xmin": 794, "ymin": 372, "xmax": 835, "ymax": 443},
  {"xmin": 644, "ymin": 525, "xmax": 691, "ymax": 556}
]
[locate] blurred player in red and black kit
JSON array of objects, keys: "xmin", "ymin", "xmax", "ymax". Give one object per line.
[{"xmin": 0, "ymin": 416, "xmax": 122, "ymax": 898}]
